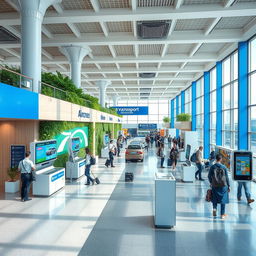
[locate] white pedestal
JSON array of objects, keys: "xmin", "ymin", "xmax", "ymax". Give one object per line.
[
  {"xmin": 154, "ymin": 172, "xmax": 176, "ymax": 228},
  {"xmin": 33, "ymin": 167, "xmax": 65, "ymax": 196},
  {"xmin": 66, "ymin": 158, "xmax": 85, "ymax": 179},
  {"xmin": 179, "ymin": 151, "xmax": 186, "ymax": 162},
  {"xmin": 5, "ymin": 180, "xmax": 20, "ymax": 193},
  {"xmin": 101, "ymin": 146, "xmax": 109, "ymax": 158},
  {"xmin": 181, "ymin": 163, "xmax": 196, "ymax": 182}
]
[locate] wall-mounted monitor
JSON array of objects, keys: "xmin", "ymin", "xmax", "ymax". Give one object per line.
[
  {"xmin": 71, "ymin": 137, "xmax": 80, "ymax": 153},
  {"xmin": 233, "ymin": 151, "xmax": 253, "ymax": 181},
  {"xmin": 185, "ymin": 144, "xmax": 191, "ymax": 161},
  {"xmin": 35, "ymin": 140, "xmax": 57, "ymax": 165}
]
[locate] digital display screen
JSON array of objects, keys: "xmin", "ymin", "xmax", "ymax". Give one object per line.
[
  {"xmin": 185, "ymin": 144, "xmax": 191, "ymax": 160},
  {"xmin": 215, "ymin": 147, "xmax": 231, "ymax": 170},
  {"xmin": 72, "ymin": 137, "xmax": 80, "ymax": 152},
  {"xmin": 35, "ymin": 140, "xmax": 57, "ymax": 164},
  {"xmin": 233, "ymin": 151, "xmax": 252, "ymax": 181}
]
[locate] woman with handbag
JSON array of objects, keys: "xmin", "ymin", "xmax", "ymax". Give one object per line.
[
  {"xmin": 18, "ymin": 151, "xmax": 36, "ymax": 202},
  {"xmin": 169, "ymin": 143, "xmax": 179, "ymax": 170},
  {"xmin": 208, "ymin": 154, "xmax": 230, "ymax": 219},
  {"xmin": 85, "ymin": 148, "xmax": 95, "ymax": 185}
]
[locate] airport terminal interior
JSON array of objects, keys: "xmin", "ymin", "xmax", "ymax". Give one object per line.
[{"xmin": 0, "ymin": 0, "xmax": 256, "ymax": 255}]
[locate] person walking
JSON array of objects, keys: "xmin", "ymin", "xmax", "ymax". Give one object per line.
[
  {"xmin": 158, "ymin": 143, "xmax": 165, "ymax": 168},
  {"xmin": 195, "ymin": 146, "xmax": 204, "ymax": 181},
  {"xmin": 169, "ymin": 143, "xmax": 179, "ymax": 170},
  {"xmin": 18, "ymin": 151, "xmax": 35, "ymax": 202},
  {"xmin": 116, "ymin": 138, "xmax": 121, "ymax": 157},
  {"xmin": 209, "ymin": 147, "xmax": 216, "ymax": 166},
  {"xmin": 85, "ymin": 147, "xmax": 95, "ymax": 185},
  {"xmin": 108, "ymin": 140, "xmax": 115, "ymax": 167},
  {"xmin": 150, "ymin": 135, "xmax": 154, "ymax": 148},
  {"xmin": 237, "ymin": 181, "xmax": 254, "ymax": 204},
  {"xmin": 208, "ymin": 154, "xmax": 230, "ymax": 219}
]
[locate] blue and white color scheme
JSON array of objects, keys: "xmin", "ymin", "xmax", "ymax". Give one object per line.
[{"xmin": 112, "ymin": 106, "xmax": 148, "ymax": 115}]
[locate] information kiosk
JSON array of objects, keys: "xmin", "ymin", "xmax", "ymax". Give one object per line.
[
  {"xmin": 181, "ymin": 144, "xmax": 196, "ymax": 182},
  {"xmin": 232, "ymin": 151, "xmax": 253, "ymax": 181},
  {"xmin": 66, "ymin": 137, "xmax": 85, "ymax": 180},
  {"xmin": 30, "ymin": 140, "xmax": 65, "ymax": 196}
]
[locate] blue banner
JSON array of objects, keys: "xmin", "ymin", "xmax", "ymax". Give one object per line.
[
  {"xmin": 138, "ymin": 123, "xmax": 157, "ymax": 130},
  {"xmin": 0, "ymin": 82, "xmax": 38, "ymax": 119},
  {"xmin": 112, "ymin": 106, "xmax": 148, "ymax": 115}
]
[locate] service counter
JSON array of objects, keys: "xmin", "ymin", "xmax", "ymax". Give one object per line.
[{"xmin": 66, "ymin": 157, "xmax": 85, "ymax": 179}]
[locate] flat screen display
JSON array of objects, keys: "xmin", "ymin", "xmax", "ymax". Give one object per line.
[
  {"xmin": 215, "ymin": 147, "xmax": 231, "ymax": 170},
  {"xmin": 35, "ymin": 140, "xmax": 57, "ymax": 164},
  {"xmin": 72, "ymin": 137, "xmax": 80, "ymax": 152},
  {"xmin": 233, "ymin": 151, "xmax": 252, "ymax": 181},
  {"xmin": 185, "ymin": 144, "xmax": 191, "ymax": 160}
]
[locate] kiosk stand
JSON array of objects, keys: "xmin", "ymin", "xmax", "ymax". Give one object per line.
[
  {"xmin": 179, "ymin": 131, "xmax": 198, "ymax": 161},
  {"xmin": 181, "ymin": 144, "xmax": 196, "ymax": 182},
  {"xmin": 66, "ymin": 137, "xmax": 85, "ymax": 180},
  {"xmin": 30, "ymin": 140, "xmax": 65, "ymax": 196}
]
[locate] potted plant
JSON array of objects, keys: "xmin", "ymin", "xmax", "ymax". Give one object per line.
[
  {"xmin": 5, "ymin": 166, "xmax": 20, "ymax": 193},
  {"xmin": 163, "ymin": 116, "xmax": 170, "ymax": 128},
  {"xmin": 175, "ymin": 113, "xmax": 192, "ymax": 131}
]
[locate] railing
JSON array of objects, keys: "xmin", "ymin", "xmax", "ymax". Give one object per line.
[
  {"xmin": 0, "ymin": 65, "xmax": 34, "ymax": 91},
  {"xmin": 39, "ymin": 81, "xmax": 68, "ymax": 101}
]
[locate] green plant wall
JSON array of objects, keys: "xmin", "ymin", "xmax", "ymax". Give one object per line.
[{"xmin": 39, "ymin": 121, "xmax": 92, "ymax": 167}]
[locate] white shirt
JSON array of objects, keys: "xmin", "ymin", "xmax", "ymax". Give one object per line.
[
  {"xmin": 108, "ymin": 143, "xmax": 115, "ymax": 152},
  {"xmin": 18, "ymin": 158, "xmax": 35, "ymax": 174},
  {"xmin": 85, "ymin": 154, "xmax": 91, "ymax": 166}
]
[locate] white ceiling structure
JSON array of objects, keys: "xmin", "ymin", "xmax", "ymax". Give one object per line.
[{"xmin": 0, "ymin": 0, "xmax": 256, "ymax": 100}]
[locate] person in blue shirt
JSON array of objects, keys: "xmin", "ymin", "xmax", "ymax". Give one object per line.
[{"xmin": 208, "ymin": 153, "xmax": 230, "ymax": 219}]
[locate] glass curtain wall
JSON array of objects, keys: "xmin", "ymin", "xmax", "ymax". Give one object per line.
[
  {"xmin": 196, "ymin": 78, "xmax": 204, "ymax": 144},
  {"xmin": 222, "ymin": 51, "xmax": 238, "ymax": 149},
  {"xmin": 249, "ymin": 36, "xmax": 256, "ymax": 153},
  {"xmin": 184, "ymin": 86, "xmax": 192, "ymax": 115},
  {"xmin": 118, "ymin": 100, "xmax": 170, "ymax": 124},
  {"xmin": 210, "ymin": 68, "xmax": 217, "ymax": 145}
]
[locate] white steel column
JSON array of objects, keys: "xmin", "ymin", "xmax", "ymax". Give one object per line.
[
  {"xmin": 96, "ymin": 80, "xmax": 111, "ymax": 107},
  {"xmin": 60, "ymin": 46, "xmax": 91, "ymax": 88},
  {"xmin": 19, "ymin": 0, "xmax": 61, "ymax": 92},
  {"xmin": 112, "ymin": 95, "xmax": 120, "ymax": 106}
]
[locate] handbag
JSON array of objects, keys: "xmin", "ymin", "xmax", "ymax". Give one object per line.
[{"xmin": 205, "ymin": 189, "xmax": 212, "ymax": 202}]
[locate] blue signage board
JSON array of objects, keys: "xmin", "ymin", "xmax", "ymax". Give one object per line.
[
  {"xmin": 138, "ymin": 123, "xmax": 157, "ymax": 130},
  {"xmin": 51, "ymin": 171, "xmax": 64, "ymax": 182},
  {"xmin": 10, "ymin": 145, "xmax": 26, "ymax": 168},
  {"xmin": 0, "ymin": 82, "xmax": 38, "ymax": 119},
  {"xmin": 112, "ymin": 106, "xmax": 148, "ymax": 115}
]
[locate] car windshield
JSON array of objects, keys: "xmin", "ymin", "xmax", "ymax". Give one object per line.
[{"xmin": 128, "ymin": 145, "xmax": 141, "ymax": 149}]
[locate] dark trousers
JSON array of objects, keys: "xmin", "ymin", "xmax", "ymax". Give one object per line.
[
  {"xmin": 161, "ymin": 157, "xmax": 165, "ymax": 167},
  {"xmin": 21, "ymin": 173, "xmax": 31, "ymax": 200},
  {"xmin": 85, "ymin": 165, "xmax": 94, "ymax": 184},
  {"xmin": 195, "ymin": 163, "xmax": 203, "ymax": 179},
  {"xmin": 117, "ymin": 146, "xmax": 120, "ymax": 156},
  {"xmin": 109, "ymin": 152, "xmax": 114, "ymax": 167},
  {"xmin": 213, "ymin": 202, "xmax": 225, "ymax": 215}
]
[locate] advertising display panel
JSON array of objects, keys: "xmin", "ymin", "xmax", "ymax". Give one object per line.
[
  {"xmin": 35, "ymin": 140, "xmax": 57, "ymax": 164},
  {"xmin": 233, "ymin": 151, "xmax": 253, "ymax": 181},
  {"xmin": 71, "ymin": 137, "xmax": 80, "ymax": 153}
]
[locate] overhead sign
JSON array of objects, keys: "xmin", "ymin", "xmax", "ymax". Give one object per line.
[
  {"xmin": 138, "ymin": 123, "xmax": 157, "ymax": 130},
  {"xmin": 112, "ymin": 106, "xmax": 148, "ymax": 115},
  {"xmin": 78, "ymin": 110, "xmax": 90, "ymax": 119}
]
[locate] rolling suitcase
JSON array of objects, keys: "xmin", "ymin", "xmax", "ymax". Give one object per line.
[
  {"xmin": 105, "ymin": 159, "xmax": 110, "ymax": 167},
  {"xmin": 125, "ymin": 172, "xmax": 134, "ymax": 182},
  {"xmin": 167, "ymin": 158, "xmax": 173, "ymax": 167},
  {"xmin": 91, "ymin": 172, "xmax": 100, "ymax": 184}
]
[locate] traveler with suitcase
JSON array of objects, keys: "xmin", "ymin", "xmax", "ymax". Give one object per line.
[
  {"xmin": 169, "ymin": 143, "xmax": 179, "ymax": 170},
  {"xmin": 84, "ymin": 147, "xmax": 95, "ymax": 185},
  {"xmin": 108, "ymin": 140, "xmax": 115, "ymax": 167}
]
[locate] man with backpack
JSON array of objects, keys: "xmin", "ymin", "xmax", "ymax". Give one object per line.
[
  {"xmin": 195, "ymin": 146, "xmax": 204, "ymax": 181},
  {"xmin": 208, "ymin": 154, "xmax": 230, "ymax": 219}
]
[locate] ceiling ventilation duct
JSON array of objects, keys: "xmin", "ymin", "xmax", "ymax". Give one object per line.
[
  {"xmin": 139, "ymin": 72, "xmax": 156, "ymax": 78},
  {"xmin": 0, "ymin": 26, "xmax": 19, "ymax": 43},
  {"xmin": 137, "ymin": 20, "xmax": 171, "ymax": 39}
]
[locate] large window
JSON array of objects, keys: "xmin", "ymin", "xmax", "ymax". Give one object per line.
[
  {"xmin": 249, "ymin": 36, "xmax": 256, "ymax": 154},
  {"xmin": 118, "ymin": 100, "xmax": 169, "ymax": 124},
  {"xmin": 196, "ymin": 78, "xmax": 204, "ymax": 144},
  {"xmin": 210, "ymin": 68, "xmax": 217, "ymax": 145},
  {"xmin": 184, "ymin": 87, "xmax": 192, "ymax": 115},
  {"xmin": 222, "ymin": 51, "xmax": 238, "ymax": 149}
]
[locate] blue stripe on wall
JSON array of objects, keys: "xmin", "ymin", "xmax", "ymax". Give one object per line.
[
  {"xmin": 171, "ymin": 99, "xmax": 174, "ymax": 128},
  {"xmin": 216, "ymin": 61, "xmax": 223, "ymax": 146},
  {"xmin": 204, "ymin": 72, "xmax": 210, "ymax": 158},
  {"xmin": 176, "ymin": 95, "xmax": 179, "ymax": 137},
  {"xmin": 181, "ymin": 91, "xmax": 185, "ymax": 113},
  {"xmin": 192, "ymin": 82, "xmax": 196, "ymax": 131},
  {"xmin": 238, "ymin": 41, "xmax": 249, "ymax": 150}
]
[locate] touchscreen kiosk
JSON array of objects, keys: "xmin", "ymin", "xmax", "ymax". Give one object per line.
[
  {"xmin": 233, "ymin": 151, "xmax": 253, "ymax": 181},
  {"xmin": 70, "ymin": 137, "xmax": 80, "ymax": 159},
  {"xmin": 185, "ymin": 144, "xmax": 191, "ymax": 161}
]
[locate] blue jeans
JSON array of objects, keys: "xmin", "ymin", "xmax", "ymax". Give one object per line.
[
  {"xmin": 85, "ymin": 165, "xmax": 94, "ymax": 184},
  {"xmin": 213, "ymin": 202, "xmax": 225, "ymax": 215},
  {"xmin": 21, "ymin": 173, "xmax": 31, "ymax": 200},
  {"xmin": 237, "ymin": 182, "xmax": 251, "ymax": 200},
  {"xmin": 109, "ymin": 152, "xmax": 114, "ymax": 167},
  {"xmin": 195, "ymin": 163, "xmax": 203, "ymax": 179},
  {"xmin": 161, "ymin": 157, "xmax": 165, "ymax": 167}
]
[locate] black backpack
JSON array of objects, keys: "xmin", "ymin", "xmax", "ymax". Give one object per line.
[
  {"xmin": 212, "ymin": 167, "xmax": 227, "ymax": 188},
  {"xmin": 90, "ymin": 156, "xmax": 96, "ymax": 165},
  {"xmin": 190, "ymin": 152, "xmax": 197, "ymax": 163}
]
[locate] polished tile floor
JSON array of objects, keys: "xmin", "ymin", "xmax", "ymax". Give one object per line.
[{"xmin": 0, "ymin": 147, "xmax": 256, "ymax": 256}]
